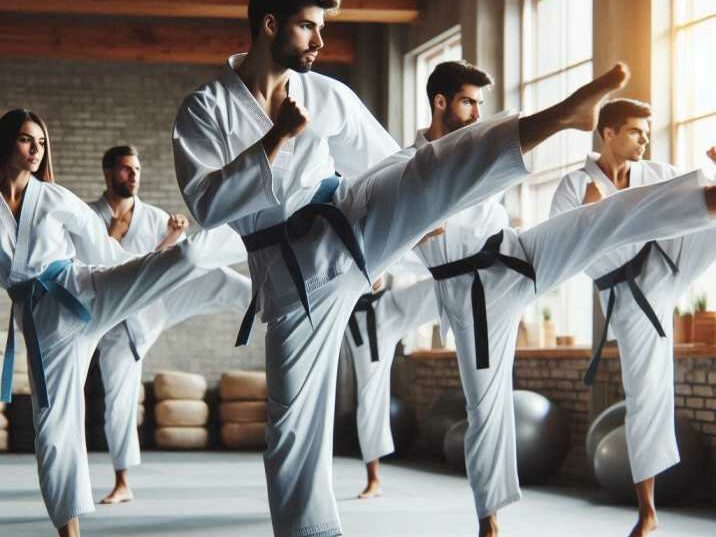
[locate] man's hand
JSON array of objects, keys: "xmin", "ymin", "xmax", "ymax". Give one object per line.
[
  {"xmin": 167, "ymin": 213, "xmax": 189, "ymax": 233},
  {"xmin": 418, "ymin": 225, "xmax": 446, "ymax": 246},
  {"xmin": 707, "ymin": 146, "xmax": 716, "ymax": 164},
  {"xmin": 156, "ymin": 213, "xmax": 189, "ymax": 251},
  {"xmin": 262, "ymin": 97, "xmax": 310, "ymax": 162},
  {"xmin": 582, "ymin": 181, "xmax": 605, "ymax": 205},
  {"xmin": 108, "ymin": 211, "xmax": 132, "ymax": 240}
]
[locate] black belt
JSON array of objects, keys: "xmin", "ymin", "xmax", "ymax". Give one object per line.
[
  {"xmin": 584, "ymin": 241, "xmax": 678, "ymax": 385},
  {"xmin": 428, "ymin": 230, "xmax": 536, "ymax": 369},
  {"xmin": 347, "ymin": 290, "xmax": 387, "ymax": 362},
  {"xmin": 235, "ymin": 177, "xmax": 370, "ymax": 346}
]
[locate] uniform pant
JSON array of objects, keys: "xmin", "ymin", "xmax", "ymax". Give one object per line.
[
  {"xmin": 99, "ymin": 267, "xmax": 252, "ymax": 471},
  {"xmin": 349, "ymin": 278, "xmax": 438, "ymax": 463},
  {"xmin": 609, "ymin": 227, "xmax": 716, "ymax": 482}
]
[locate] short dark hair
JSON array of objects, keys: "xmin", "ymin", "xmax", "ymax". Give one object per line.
[
  {"xmin": 102, "ymin": 145, "xmax": 139, "ymax": 171},
  {"xmin": 248, "ymin": 0, "xmax": 341, "ymax": 39},
  {"xmin": 426, "ymin": 61, "xmax": 493, "ymax": 113},
  {"xmin": 0, "ymin": 109, "xmax": 54, "ymax": 182},
  {"xmin": 597, "ymin": 99, "xmax": 651, "ymax": 139}
]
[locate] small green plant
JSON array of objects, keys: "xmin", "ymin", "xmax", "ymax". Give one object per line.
[
  {"xmin": 694, "ymin": 295, "xmax": 708, "ymax": 312},
  {"xmin": 542, "ymin": 307, "xmax": 552, "ymax": 321}
]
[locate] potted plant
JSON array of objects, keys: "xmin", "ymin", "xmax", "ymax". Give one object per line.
[{"xmin": 541, "ymin": 307, "xmax": 557, "ymax": 347}]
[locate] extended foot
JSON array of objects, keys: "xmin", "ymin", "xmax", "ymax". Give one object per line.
[
  {"xmin": 560, "ymin": 63, "xmax": 630, "ymax": 131},
  {"xmin": 358, "ymin": 479, "xmax": 382, "ymax": 499},
  {"xmin": 628, "ymin": 513, "xmax": 658, "ymax": 537},
  {"xmin": 99, "ymin": 483, "xmax": 134, "ymax": 505},
  {"xmin": 478, "ymin": 515, "xmax": 499, "ymax": 537}
]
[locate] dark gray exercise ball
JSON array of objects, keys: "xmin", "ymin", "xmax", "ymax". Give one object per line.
[
  {"xmin": 585, "ymin": 400, "xmax": 627, "ymax": 464},
  {"xmin": 422, "ymin": 390, "xmax": 467, "ymax": 458},
  {"xmin": 389, "ymin": 397, "xmax": 417, "ymax": 457},
  {"xmin": 514, "ymin": 390, "xmax": 570, "ymax": 484},
  {"xmin": 443, "ymin": 419, "xmax": 468, "ymax": 473},
  {"xmin": 593, "ymin": 425, "xmax": 634, "ymax": 503},
  {"xmin": 593, "ymin": 419, "xmax": 707, "ymax": 506}
]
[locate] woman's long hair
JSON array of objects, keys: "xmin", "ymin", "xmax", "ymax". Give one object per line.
[{"xmin": 0, "ymin": 109, "xmax": 54, "ymax": 182}]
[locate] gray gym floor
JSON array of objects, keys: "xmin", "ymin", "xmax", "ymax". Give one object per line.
[{"xmin": 0, "ymin": 452, "xmax": 714, "ymax": 536}]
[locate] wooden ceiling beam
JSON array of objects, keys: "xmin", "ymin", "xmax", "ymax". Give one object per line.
[
  {"xmin": 0, "ymin": 0, "xmax": 419, "ymax": 23},
  {"xmin": 0, "ymin": 17, "xmax": 354, "ymax": 65}
]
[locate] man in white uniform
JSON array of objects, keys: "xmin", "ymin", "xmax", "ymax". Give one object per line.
[
  {"xmin": 345, "ymin": 275, "xmax": 438, "ymax": 498},
  {"xmin": 551, "ymin": 99, "xmax": 716, "ymax": 537},
  {"xmin": 172, "ymin": 2, "xmax": 635, "ymax": 535},
  {"xmin": 413, "ymin": 63, "xmax": 716, "ymax": 537},
  {"xmin": 90, "ymin": 145, "xmax": 253, "ymax": 504}
]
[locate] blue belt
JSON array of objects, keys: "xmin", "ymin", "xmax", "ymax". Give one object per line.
[
  {"xmin": 584, "ymin": 241, "xmax": 677, "ymax": 385},
  {"xmin": 1, "ymin": 260, "xmax": 91, "ymax": 408},
  {"xmin": 236, "ymin": 177, "xmax": 370, "ymax": 346},
  {"xmin": 428, "ymin": 230, "xmax": 536, "ymax": 370},
  {"xmin": 348, "ymin": 290, "xmax": 387, "ymax": 362}
]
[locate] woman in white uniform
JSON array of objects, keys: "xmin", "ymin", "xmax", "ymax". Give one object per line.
[{"xmin": 0, "ymin": 109, "xmax": 243, "ymax": 537}]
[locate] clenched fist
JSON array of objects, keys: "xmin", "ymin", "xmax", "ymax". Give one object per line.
[
  {"xmin": 275, "ymin": 96, "xmax": 310, "ymax": 139},
  {"xmin": 167, "ymin": 213, "xmax": 189, "ymax": 232}
]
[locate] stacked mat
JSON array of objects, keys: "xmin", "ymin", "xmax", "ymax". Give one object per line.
[
  {"xmin": 219, "ymin": 371, "xmax": 267, "ymax": 450},
  {"xmin": 153, "ymin": 371, "xmax": 209, "ymax": 449}
]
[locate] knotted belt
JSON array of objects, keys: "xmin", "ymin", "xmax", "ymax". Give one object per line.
[
  {"xmin": 347, "ymin": 290, "xmax": 387, "ymax": 362},
  {"xmin": 236, "ymin": 177, "xmax": 370, "ymax": 346},
  {"xmin": 428, "ymin": 230, "xmax": 536, "ymax": 369},
  {"xmin": 1, "ymin": 260, "xmax": 91, "ymax": 408},
  {"xmin": 584, "ymin": 241, "xmax": 678, "ymax": 385}
]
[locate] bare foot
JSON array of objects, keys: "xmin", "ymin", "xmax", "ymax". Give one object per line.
[
  {"xmin": 628, "ymin": 512, "xmax": 658, "ymax": 537},
  {"xmin": 58, "ymin": 517, "xmax": 79, "ymax": 537},
  {"xmin": 99, "ymin": 482, "xmax": 134, "ymax": 505},
  {"xmin": 358, "ymin": 479, "xmax": 382, "ymax": 499},
  {"xmin": 478, "ymin": 514, "xmax": 499, "ymax": 537},
  {"xmin": 560, "ymin": 63, "xmax": 630, "ymax": 131}
]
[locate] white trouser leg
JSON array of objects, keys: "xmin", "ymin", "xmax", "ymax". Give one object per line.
[
  {"xmin": 264, "ymin": 269, "xmax": 366, "ymax": 537},
  {"xmin": 98, "ymin": 327, "xmax": 142, "ymax": 471},
  {"xmin": 353, "ymin": 278, "xmax": 438, "ymax": 463}
]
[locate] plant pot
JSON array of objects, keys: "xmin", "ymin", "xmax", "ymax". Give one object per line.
[
  {"xmin": 692, "ymin": 311, "xmax": 716, "ymax": 344},
  {"xmin": 541, "ymin": 320, "xmax": 557, "ymax": 348},
  {"xmin": 677, "ymin": 313, "xmax": 693, "ymax": 344}
]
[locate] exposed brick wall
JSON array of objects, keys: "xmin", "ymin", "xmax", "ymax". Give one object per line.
[{"xmin": 399, "ymin": 348, "xmax": 716, "ymax": 496}]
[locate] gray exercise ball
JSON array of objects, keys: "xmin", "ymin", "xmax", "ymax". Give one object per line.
[
  {"xmin": 514, "ymin": 390, "xmax": 570, "ymax": 484},
  {"xmin": 443, "ymin": 419, "xmax": 468, "ymax": 473},
  {"xmin": 585, "ymin": 400, "xmax": 627, "ymax": 464},
  {"xmin": 593, "ymin": 418, "xmax": 707, "ymax": 506},
  {"xmin": 422, "ymin": 390, "xmax": 467, "ymax": 457}
]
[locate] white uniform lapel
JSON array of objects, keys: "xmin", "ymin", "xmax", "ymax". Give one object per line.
[{"xmin": 10, "ymin": 177, "xmax": 41, "ymax": 284}]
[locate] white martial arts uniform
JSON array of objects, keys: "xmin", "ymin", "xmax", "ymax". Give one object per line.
[
  {"xmin": 174, "ymin": 54, "xmax": 535, "ymax": 537},
  {"xmin": 412, "ymin": 135, "xmax": 715, "ymax": 518},
  {"xmin": 88, "ymin": 195, "xmax": 252, "ymax": 471},
  {"xmin": 345, "ymin": 278, "xmax": 438, "ymax": 463},
  {"xmin": 0, "ymin": 177, "xmax": 244, "ymax": 528},
  {"xmin": 550, "ymin": 154, "xmax": 716, "ymax": 482}
]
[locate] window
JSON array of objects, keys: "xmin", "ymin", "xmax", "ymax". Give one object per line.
[
  {"xmin": 672, "ymin": 1, "xmax": 716, "ymax": 313},
  {"xmin": 505, "ymin": 0, "xmax": 595, "ymax": 345},
  {"xmin": 673, "ymin": 0, "xmax": 716, "ymax": 170},
  {"xmin": 402, "ymin": 27, "xmax": 462, "ymax": 146}
]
